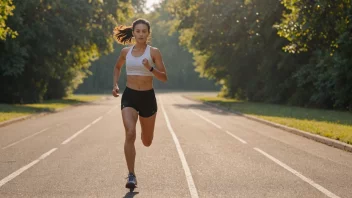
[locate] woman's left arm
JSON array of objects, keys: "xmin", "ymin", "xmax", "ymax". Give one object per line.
[{"xmin": 142, "ymin": 47, "xmax": 168, "ymax": 82}]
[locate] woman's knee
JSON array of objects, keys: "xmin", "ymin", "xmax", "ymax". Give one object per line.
[
  {"xmin": 125, "ymin": 128, "xmax": 136, "ymax": 142},
  {"xmin": 141, "ymin": 132, "xmax": 153, "ymax": 147},
  {"xmin": 142, "ymin": 138, "xmax": 152, "ymax": 147}
]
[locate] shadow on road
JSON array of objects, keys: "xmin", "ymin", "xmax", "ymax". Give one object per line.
[
  {"xmin": 123, "ymin": 191, "xmax": 139, "ymax": 198},
  {"xmin": 179, "ymin": 95, "xmax": 352, "ymax": 127},
  {"xmin": 172, "ymin": 103, "xmax": 238, "ymax": 117},
  {"xmin": 0, "ymin": 99, "xmax": 100, "ymax": 114}
]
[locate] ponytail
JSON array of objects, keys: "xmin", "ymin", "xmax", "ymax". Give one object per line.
[
  {"xmin": 113, "ymin": 19, "xmax": 151, "ymax": 45},
  {"xmin": 113, "ymin": 25, "xmax": 133, "ymax": 44}
]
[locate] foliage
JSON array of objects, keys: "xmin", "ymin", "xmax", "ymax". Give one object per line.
[
  {"xmin": 0, "ymin": 0, "xmax": 17, "ymax": 40},
  {"xmin": 0, "ymin": 0, "xmax": 136, "ymax": 103},
  {"xmin": 168, "ymin": 0, "xmax": 352, "ymax": 111}
]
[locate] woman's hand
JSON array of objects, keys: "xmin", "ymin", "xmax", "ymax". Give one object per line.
[
  {"xmin": 142, "ymin": 58, "xmax": 152, "ymax": 70},
  {"xmin": 112, "ymin": 85, "xmax": 119, "ymax": 97}
]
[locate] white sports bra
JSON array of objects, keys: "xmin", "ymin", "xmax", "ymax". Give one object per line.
[{"xmin": 126, "ymin": 45, "xmax": 154, "ymax": 76}]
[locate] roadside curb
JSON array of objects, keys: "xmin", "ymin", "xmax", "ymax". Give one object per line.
[
  {"xmin": 0, "ymin": 114, "xmax": 44, "ymax": 128},
  {"xmin": 0, "ymin": 96, "xmax": 109, "ymax": 128},
  {"xmin": 182, "ymin": 95, "xmax": 352, "ymax": 153}
]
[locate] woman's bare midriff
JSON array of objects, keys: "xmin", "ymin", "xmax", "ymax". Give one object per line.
[{"xmin": 126, "ymin": 75, "xmax": 154, "ymax": 90}]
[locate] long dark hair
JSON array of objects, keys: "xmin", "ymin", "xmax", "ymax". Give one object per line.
[{"xmin": 113, "ymin": 18, "xmax": 151, "ymax": 44}]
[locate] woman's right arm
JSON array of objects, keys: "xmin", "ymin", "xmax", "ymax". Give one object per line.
[{"xmin": 112, "ymin": 47, "xmax": 128, "ymax": 97}]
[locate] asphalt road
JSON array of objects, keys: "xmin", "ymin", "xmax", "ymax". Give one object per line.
[{"xmin": 0, "ymin": 92, "xmax": 351, "ymax": 198}]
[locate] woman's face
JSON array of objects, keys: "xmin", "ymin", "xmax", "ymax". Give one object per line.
[{"xmin": 133, "ymin": 23, "xmax": 149, "ymax": 43}]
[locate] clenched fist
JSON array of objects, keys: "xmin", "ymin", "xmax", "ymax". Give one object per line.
[
  {"xmin": 142, "ymin": 58, "xmax": 151, "ymax": 69},
  {"xmin": 112, "ymin": 85, "xmax": 119, "ymax": 97}
]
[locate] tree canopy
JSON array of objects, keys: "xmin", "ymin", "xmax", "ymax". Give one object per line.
[
  {"xmin": 168, "ymin": 0, "xmax": 352, "ymax": 110},
  {"xmin": 0, "ymin": 0, "xmax": 137, "ymax": 103}
]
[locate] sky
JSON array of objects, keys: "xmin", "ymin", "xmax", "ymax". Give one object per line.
[{"xmin": 145, "ymin": 0, "xmax": 162, "ymax": 11}]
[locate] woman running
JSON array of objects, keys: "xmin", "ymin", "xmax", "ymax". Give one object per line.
[{"xmin": 112, "ymin": 18, "xmax": 168, "ymax": 190}]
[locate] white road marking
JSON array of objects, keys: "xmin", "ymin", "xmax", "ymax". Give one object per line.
[
  {"xmin": 190, "ymin": 110, "xmax": 222, "ymax": 129},
  {"xmin": 160, "ymin": 97, "xmax": 199, "ymax": 198},
  {"xmin": 190, "ymin": 109, "xmax": 248, "ymax": 144},
  {"xmin": 254, "ymin": 148, "xmax": 341, "ymax": 198},
  {"xmin": 2, "ymin": 128, "xmax": 50, "ymax": 150},
  {"xmin": 0, "ymin": 148, "xmax": 57, "ymax": 188},
  {"xmin": 106, "ymin": 105, "xmax": 118, "ymax": 115},
  {"xmin": 61, "ymin": 116, "xmax": 103, "ymax": 145},
  {"xmin": 225, "ymin": 130, "xmax": 247, "ymax": 144},
  {"xmin": 184, "ymin": 96, "xmax": 340, "ymax": 197},
  {"xmin": 0, "ymin": 110, "xmax": 107, "ymax": 188},
  {"xmin": 92, "ymin": 116, "xmax": 102, "ymax": 125},
  {"xmin": 2, "ymin": 123, "xmax": 64, "ymax": 150}
]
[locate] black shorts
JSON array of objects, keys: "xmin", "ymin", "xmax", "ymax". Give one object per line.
[{"xmin": 121, "ymin": 86, "xmax": 157, "ymax": 117}]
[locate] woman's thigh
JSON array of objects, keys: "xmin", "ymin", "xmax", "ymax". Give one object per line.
[
  {"xmin": 122, "ymin": 107, "xmax": 139, "ymax": 135},
  {"xmin": 139, "ymin": 113, "xmax": 157, "ymax": 141}
]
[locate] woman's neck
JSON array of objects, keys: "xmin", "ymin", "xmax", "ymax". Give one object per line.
[{"xmin": 134, "ymin": 42, "xmax": 147, "ymax": 49}]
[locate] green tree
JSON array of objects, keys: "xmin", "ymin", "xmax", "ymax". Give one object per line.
[
  {"xmin": 276, "ymin": 0, "xmax": 352, "ymax": 110},
  {"xmin": 276, "ymin": 0, "xmax": 351, "ymax": 53},
  {"xmin": 0, "ymin": 0, "xmax": 136, "ymax": 103},
  {"xmin": 168, "ymin": 0, "xmax": 352, "ymax": 111},
  {"xmin": 0, "ymin": 0, "xmax": 17, "ymax": 40},
  {"xmin": 169, "ymin": 0, "xmax": 297, "ymax": 101}
]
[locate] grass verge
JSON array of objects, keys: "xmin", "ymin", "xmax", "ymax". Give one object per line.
[
  {"xmin": 194, "ymin": 96, "xmax": 352, "ymax": 145},
  {"xmin": 0, "ymin": 95, "xmax": 103, "ymax": 123}
]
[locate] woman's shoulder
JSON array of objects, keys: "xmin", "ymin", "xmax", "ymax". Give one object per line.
[
  {"xmin": 149, "ymin": 45, "xmax": 161, "ymax": 55},
  {"xmin": 120, "ymin": 46, "xmax": 132, "ymax": 56},
  {"xmin": 149, "ymin": 45, "xmax": 159, "ymax": 51}
]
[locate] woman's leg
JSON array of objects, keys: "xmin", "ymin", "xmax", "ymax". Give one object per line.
[
  {"xmin": 122, "ymin": 107, "xmax": 138, "ymax": 174},
  {"xmin": 139, "ymin": 113, "xmax": 157, "ymax": 147}
]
